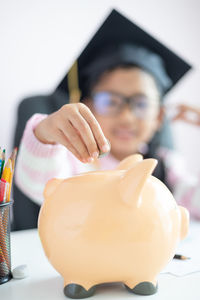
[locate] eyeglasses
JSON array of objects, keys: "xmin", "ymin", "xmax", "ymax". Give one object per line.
[{"xmin": 91, "ymin": 91, "xmax": 158, "ymax": 119}]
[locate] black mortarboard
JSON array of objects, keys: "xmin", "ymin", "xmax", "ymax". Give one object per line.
[{"xmin": 57, "ymin": 9, "xmax": 191, "ymax": 101}]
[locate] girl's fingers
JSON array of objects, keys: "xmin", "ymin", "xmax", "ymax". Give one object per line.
[
  {"xmin": 54, "ymin": 103, "xmax": 110, "ymax": 161},
  {"xmin": 79, "ymin": 104, "xmax": 110, "ymax": 153},
  {"xmin": 59, "ymin": 120, "xmax": 93, "ymax": 163},
  {"xmin": 172, "ymin": 112, "xmax": 184, "ymax": 121},
  {"xmin": 68, "ymin": 112, "xmax": 100, "ymax": 159},
  {"xmin": 172, "ymin": 107, "xmax": 200, "ymax": 126},
  {"xmin": 53, "ymin": 129, "xmax": 84, "ymax": 162}
]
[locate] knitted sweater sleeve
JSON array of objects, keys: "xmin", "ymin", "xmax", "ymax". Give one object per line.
[{"xmin": 14, "ymin": 113, "xmax": 75, "ymax": 206}]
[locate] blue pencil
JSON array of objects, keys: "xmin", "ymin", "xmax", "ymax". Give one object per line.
[
  {"xmin": 0, "ymin": 149, "xmax": 5, "ymax": 178},
  {"xmin": 0, "ymin": 148, "xmax": 2, "ymax": 178}
]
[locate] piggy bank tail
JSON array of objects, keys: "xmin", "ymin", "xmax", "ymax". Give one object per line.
[{"xmin": 179, "ymin": 206, "xmax": 189, "ymax": 240}]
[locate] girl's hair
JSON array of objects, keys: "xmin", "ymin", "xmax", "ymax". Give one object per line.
[
  {"xmin": 80, "ymin": 44, "xmax": 172, "ymax": 100},
  {"xmin": 84, "ymin": 63, "xmax": 163, "ymax": 100}
]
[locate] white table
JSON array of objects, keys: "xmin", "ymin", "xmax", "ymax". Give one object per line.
[{"xmin": 1, "ymin": 226, "xmax": 200, "ymax": 300}]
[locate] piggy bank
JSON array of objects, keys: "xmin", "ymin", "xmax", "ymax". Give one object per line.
[{"xmin": 38, "ymin": 154, "xmax": 189, "ymax": 298}]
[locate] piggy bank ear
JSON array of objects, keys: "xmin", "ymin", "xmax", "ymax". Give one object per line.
[
  {"xmin": 43, "ymin": 178, "xmax": 63, "ymax": 198},
  {"xmin": 116, "ymin": 154, "xmax": 143, "ymax": 170},
  {"xmin": 120, "ymin": 159, "xmax": 157, "ymax": 206}
]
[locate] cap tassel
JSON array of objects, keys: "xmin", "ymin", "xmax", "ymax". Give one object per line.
[{"xmin": 68, "ymin": 60, "xmax": 81, "ymax": 103}]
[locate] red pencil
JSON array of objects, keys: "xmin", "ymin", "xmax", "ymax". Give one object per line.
[{"xmin": 0, "ymin": 179, "xmax": 6, "ymax": 203}]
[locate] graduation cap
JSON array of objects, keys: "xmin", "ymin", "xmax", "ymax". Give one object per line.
[{"xmin": 57, "ymin": 9, "xmax": 191, "ymax": 102}]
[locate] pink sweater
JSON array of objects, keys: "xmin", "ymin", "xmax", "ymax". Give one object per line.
[{"xmin": 15, "ymin": 114, "xmax": 200, "ymax": 219}]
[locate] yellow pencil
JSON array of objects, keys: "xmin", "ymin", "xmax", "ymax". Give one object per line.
[
  {"xmin": 2, "ymin": 159, "xmax": 12, "ymax": 183},
  {"xmin": 7, "ymin": 148, "xmax": 17, "ymax": 201},
  {"xmin": 2, "ymin": 159, "xmax": 12, "ymax": 202}
]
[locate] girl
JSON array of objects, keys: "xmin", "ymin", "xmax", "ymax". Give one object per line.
[{"xmin": 13, "ymin": 10, "xmax": 200, "ymax": 230}]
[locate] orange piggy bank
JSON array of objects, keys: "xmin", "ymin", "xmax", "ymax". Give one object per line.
[{"xmin": 38, "ymin": 154, "xmax": 189, "ymax": 298}]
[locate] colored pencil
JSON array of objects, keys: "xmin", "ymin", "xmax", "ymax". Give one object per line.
[
  {"xmin": 0, "ymin": 179, "xmax": 7, "ymax": 203},
  {"xmin": 2, "ymin": 159, "xmax": 12, "ymax": 183},
  {"xmin": 0, "ymin": 149, "xmax": 5, "ymax": 178},
  {"xmin": 0, "ymin": 148, "xmax": 2, "ymax": 177},
  {"xmin": 1, "ymin": 159, "xmax": 12, "ymax": 202},
  {"xmin": 173, "ymin": 254, "xmax": 190, "ymax": 260},
  {"xmin": 7, "ymin": 148, "xmax": 17, "ymax": 202}
]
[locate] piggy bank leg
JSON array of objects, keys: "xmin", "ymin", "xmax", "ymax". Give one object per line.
[
  {"xmin": 64, "ymin": 284, "xmax": 96, "ymax": 299},
  {"xmin": 125, "ymin": 281, "xmax": 158, "ymax": 295}
]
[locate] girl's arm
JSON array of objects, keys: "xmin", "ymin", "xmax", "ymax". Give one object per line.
[
  {"xmin": 34, "ymin": 103, "xmax": 109, "ymax": 162},
  {"xmin": 15, "ymin": 103, "xmax": 110, "ymax": 206},
  {"xmin": 15, "ymin": 114, "xmax": 78, "ymax": 205},
  {"xmin": 172, "ymin": 104, "xmax": 200, "ymax": 126},
  {"xmin": 159, "ymin": 148, "xmax": 200, "ymax": 220}
]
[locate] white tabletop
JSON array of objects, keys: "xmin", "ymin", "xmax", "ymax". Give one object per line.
[{"xmin": 1, "ymin": 226, "xmax": 200, "ymax": 300}]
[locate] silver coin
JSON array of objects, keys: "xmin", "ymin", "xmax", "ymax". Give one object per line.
[{"xmin": 98, "ymin": 139, "xmax": 111, "ymax": 158}]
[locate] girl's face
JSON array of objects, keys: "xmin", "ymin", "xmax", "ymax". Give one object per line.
[{"xmin": 86, "ymin": 67, "xmax": 163, "ymax": 161}]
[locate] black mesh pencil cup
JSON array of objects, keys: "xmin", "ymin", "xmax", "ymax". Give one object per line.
[{"xmin": 0, "ymin": 201, "xmax": 12, "ymax": 284}]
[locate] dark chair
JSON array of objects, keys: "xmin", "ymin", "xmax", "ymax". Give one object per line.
[{"xmin": 12, "ymin": 90, "xmax": 67, "ymax": 230}]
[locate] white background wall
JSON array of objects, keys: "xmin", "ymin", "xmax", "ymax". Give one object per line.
[{"xmin": 0, "ymin": 0, "xmax": 200, "ymax": 173}]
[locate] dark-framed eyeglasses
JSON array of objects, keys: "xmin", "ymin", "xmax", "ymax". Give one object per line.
[{"xmin": 91, "ymin": 91, "xmax": 159, "ymax": 119}]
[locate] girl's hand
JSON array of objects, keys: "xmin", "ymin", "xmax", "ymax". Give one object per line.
[
  {"xmin": 34, "ymin": 103, "xmax": 110, "ymax": 163},
  {"xmin": 170, "ymin": 104, "xmax": 200, "ymax": 127}
]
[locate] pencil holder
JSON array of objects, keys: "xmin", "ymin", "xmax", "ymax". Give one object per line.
[{"xmin": 0, "ymin": 201, "xmax": 12, "ymax": 284}]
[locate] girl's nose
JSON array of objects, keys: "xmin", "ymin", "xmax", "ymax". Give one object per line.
[{"xmin": 118, "ymin": 105, "xmax": 137, "ymax": 121}]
